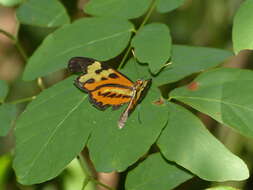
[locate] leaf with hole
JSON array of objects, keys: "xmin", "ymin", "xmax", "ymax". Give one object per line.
[{"xmin": 170, "ymin": 68, "xmax": 253, "ymax": 138}]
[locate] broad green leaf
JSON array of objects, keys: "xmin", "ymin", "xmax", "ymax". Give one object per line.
[
  {"xmin": 206, "ymin": 186, "xmax": 240, "ymax": 190},
  {"xmin": 125, "ymin": 153, "xmax": 192, "ymax": 190},
  {"xmin": 84, "ymin": 0, "xmax": 152, "ymax": 19},
  {"xmin": 13, "ymin": 76, "xmax": 93, "ymax": 185},
  {"xmin": 158, "ymin": 103, "xmax": 249, "ymax": 181},
  {"xmin": 170, "ymin": 68, "xmax": 253, "ymax": 138},
  {"xmin": 154, "ymin": 45, "xmax": 233, "ymax": 86},
  {"xmin": 233, "ymin": 0, "xmax": 253, "ymax": 54},
  {"xmin": 0, "ymin": 80, "xmax": 8, "ymax": 103},
  {"xmin": 87, "ymin": 60, "xmax": 167, "ymax": 172},
  {"xmin": 0, "ymin": 0, "xmax": 21, "ymax": 7},
  {"xmin": 157, "ymin": 0, "xmax": 186, "ymax": 13},
  {"xmin": 23, "ymin": 18, "xmax": 134, "ymax": 80},
  {"xmin": 132, "ymin": 23, "xmax": 172, "ymax": 74},
  {"xmin": 0, "ymin": 104, "xmax": 16, "ymax": 136},
  {"xmin": 16, "ymin": 0, "xmax": 70, "ymax": 27}
]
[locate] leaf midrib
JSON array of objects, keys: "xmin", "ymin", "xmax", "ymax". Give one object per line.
[
  {"xmin": 20, "ymin": 95, "xmax": 87, "ymax": 180},
  {"xmin": 172, "ymin": 96, "xmax": 253, "ymax": 112}
]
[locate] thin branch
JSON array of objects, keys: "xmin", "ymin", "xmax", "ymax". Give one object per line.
[
  {"xmin": 118, "ymin": 0, "xmax": 157, "ymax": 69},
  {"xmin": 78, "ymin": 153, "xmax": 116, "ymax": 190},
  {"xmin": 90, "ymin": 178, "xmax": 116, "ymax": 190},
  {"xmin": 0, "ymin": 28, "xmax": 28, "ymax": 61},
  {"xmin": 10, "ymin": 96, "xmax": 36, "ymax": 104}
]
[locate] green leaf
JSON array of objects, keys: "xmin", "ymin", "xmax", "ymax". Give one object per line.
[
  {"xmin": 170, "ymin": 68, "xmax": 253, "ymax": 138},
  {"xmin": 157, "ymin": 103, "xmax": 249, "ymax": 181},
  {"xmin": 232, "ymin": 0, "xmax": 253, "ymax": 54},
  {"xmin": 84, "ymin": 0, "xmax": 152, "ymax": 19},
  {"xmin": 157, "ymin": 0, "xmax": 186, "ymax": 13},
  {"xmin": 0, "ymin": 0, "xmax": 21, "ymax": 7},
  {"xmin": 206, "ymin": 186, "xmax": 240, "ymax": 190},
  {"xmin": 87, "ymin": 60, "xmax": 168, "ymax": 172},
  {"xmin": 23, "ymin": 18, "xmax": 134, "ymax": 80},
  {"xmin": 125, "ymin": 153, "xmax": 192, "ymax": 190},
  {"xmin": 0, "ymin": 104, "xmax": 16, "ymax": 136},
  {"xmin": 13, "ymin": 77, "xmax": 93, "ymax": 185},
  {"xmin": 16, "ymin": 0, "xmax": 70, "ymax": 27},
  {"xmin": 0, "ymin": 80, "xmax": 8, "ymax": 103},
  {"xmin": 154, "ymin": 45, "xmax": 233, "ymax": 86},
  {"xmin": 132, "ymin": 23, "xmax": 172, "ymax": 73}
]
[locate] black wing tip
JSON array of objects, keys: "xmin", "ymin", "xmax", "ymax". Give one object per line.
[{"xmin": 68, "ymin": 57, "xmax": 97, "ymax": 73}]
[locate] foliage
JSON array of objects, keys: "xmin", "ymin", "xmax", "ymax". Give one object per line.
[{"xmin": 1, "ymin": 0, "xmax": 253, "ymax": 189}]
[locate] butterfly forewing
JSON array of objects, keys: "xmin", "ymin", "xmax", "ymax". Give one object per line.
[{"xmin": 68, "ymin": 57, "xmax": 134, "ymax": 110}]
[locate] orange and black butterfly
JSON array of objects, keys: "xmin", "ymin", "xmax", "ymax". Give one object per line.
[{"xmin": 68, "ymin": 57, "xmax": 151, "ymax": 129}]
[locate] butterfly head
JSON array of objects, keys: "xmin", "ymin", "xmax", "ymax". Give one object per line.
[{"xmin": 134, "ymin": 79, "xmax": 152, "ymax": 90}]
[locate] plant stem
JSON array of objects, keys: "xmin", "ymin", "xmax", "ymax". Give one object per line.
[
  {"xmin": 10, "ymin": 96, "xmax": 36, "ymax": 104},
  {"xmin": 90, "ymin": 178, "xmax": 116, "ymax": 190},
  {"xmin": 78, "ymin": 153, "xmax": 93, "ymax": 190},
  {"xmin": 118, "ymin": 45, "xmax": 132, "ymax": 69},
  {"xmin": 78, "ymin": 153, "xmax": 92, "ymax": 177},
  {"xmin": 78, "ymin": 153, "xmax": 116, "ymax": 190},
  {"xmin": 117, "ymin": 0, "xmax": 157, "ymax": 69},
  {"xmin": 137, "ymin": 0, "xmax": 157, "ymax": 31},
  {"xmin": 81, "ymin": 177, "xmax": 90, "ymax": 190},
  {"xmin": 0, "ymin": 28, "xmax": 28, "ymax": 61}
]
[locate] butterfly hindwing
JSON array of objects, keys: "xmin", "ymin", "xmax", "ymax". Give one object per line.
[{"xmin": 89, "ymin": 85, "xmax": 133, "ymax": 110}]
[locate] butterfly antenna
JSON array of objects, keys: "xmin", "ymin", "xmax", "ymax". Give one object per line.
[{"xmin": 131, "ymin": 49, "xmax": 141, "ymax": 78}]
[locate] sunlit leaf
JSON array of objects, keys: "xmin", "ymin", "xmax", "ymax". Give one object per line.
[
  {"xmin": 132, "ymin": 23, "xmax": 172, "ymax": 73},
  {"xmin": 232, "ymin": 0, "xmax": 253, "ymax": 54},
  {"xmin": 157, "ymin": 0, "xmax": 186, "ymax": 13},
  {"xmin": 0, "ymin": 155, "xmax": 11, "ymax": 189},
  {"xmin": 84, "ymin": 0, "xmax": 152, "ymax": 19},
  {"xmin": 157, "ymin": 103, "xmax": 249, "ymax": 181},
  {"xmin": 23, "ymin": 18, "xmax": 134, "ymax": 80},
  {"xmin": 0, "ymin": 0, "xmax": 21, "ymax": 7},
  {"xmin": 206, "ymin": 186, "xmax": 240, "ymax": 190},
  {"xmin": 153, "ymin": 45, "xmax": 233, "ymax": 86},
  {"xmin": 16, "ymin": 0, "xmax": 70, "ymax": 27},
  {"xmin": 170, "ymin": 68, "xmax": 253, "ymax": 138},
  {"xmin": 0, "ymin": 104, "xmax": 16, "ymax": 136},
  {"xmin": 125, "ymin": 153, "xmax": 192, "ymax": 190}
]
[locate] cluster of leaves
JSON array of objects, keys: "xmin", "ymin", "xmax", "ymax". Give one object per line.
[{"xmin": 1, "ymin": 0, "xmax": 253, "ymax": 189}]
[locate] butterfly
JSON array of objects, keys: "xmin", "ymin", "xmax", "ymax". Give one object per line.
[{"xmin": 68, "ymin": 57, "xmax": 151, "ymax": 129}]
